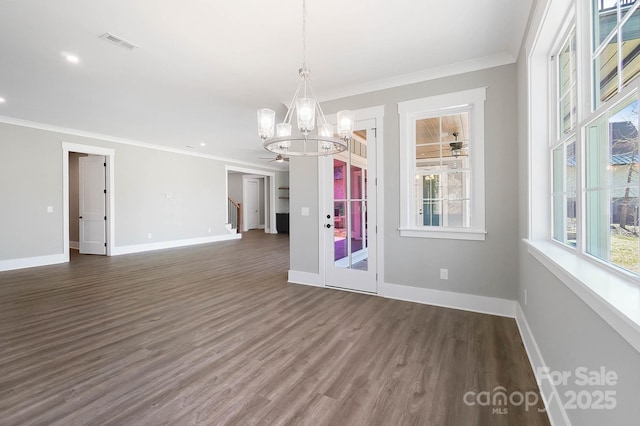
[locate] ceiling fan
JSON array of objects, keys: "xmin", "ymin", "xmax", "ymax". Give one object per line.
[{"xmin": 259, "ymin": 154, "xmax": 290, "ymax": 163}]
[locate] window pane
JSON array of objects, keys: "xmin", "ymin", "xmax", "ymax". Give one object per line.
[
  {"xmin": 443, "ymin": 171, "xmax": 469, "ymax": 200},
  {"xmin": 585, "ymin": 114, "xmax": 611, "ymax": 188},
  {"xmin": 567, "ymin": 140, "xmax": 577, "ymax": 193},
  {"xmin": 416, "ymin": 144, "xmax": 441, "ymax": 160},
  {"xmin": 567, "ymin": 192, "xmax": 578, "ymax": 246},
  {"xmin": 610, "ymin": 97, "xmax": 639, "ymax": 187},
  {"xmin": 553, "ymin": 194, "xmax": 565, "ymax": 241},
  {"xmin": 611, "ymin": 187, "xmax": 639, "ymax": 272},
  {"xmin": 444, "ymin": 200, "xmax": 470, "ymax": 227},
  {"xmin": 559, "ymin": 34, "xmax": 573, "ymax": 95},
  {"xmin": 560, "ymin": 93, "xmax": 574, "ymax": 135},
  {"xmin": 422, "ymin": 201, "xmax": 441, "ymax": 226},
  {"xmin": 621, "ymin": 0, "xmax": 639, "ymax": 21},
  {"xmin": 586, "ymin": 189, "xmax": 611, "ymax": 260},
  {"xmin": 416, "ymin": 117, "xmax": 441, "ymax": 144},
  {"xmin": 553, "ymin": 145, "xmax": 564, "ymax": 193},
  {"xmin": 594, "ymin": 0, "xmax": 619, "ymax": 48},
  {"xmin": 621, "ymin": 8, "xmax": 640, "ymax": 86},
  {"xmin": 594, "ymin": 36, "xmax": 620, "ymax": 107},
  {"xmin": 441, "ymin": 112, "xmax": 469, "ymax": 143}
]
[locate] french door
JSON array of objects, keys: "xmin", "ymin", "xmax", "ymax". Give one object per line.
[{"xmin": 324, "ymin": 119, "xmax": 377, "ymax": 293}]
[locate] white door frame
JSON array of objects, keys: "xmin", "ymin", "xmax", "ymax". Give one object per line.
[
  {"xmin": 225, "ymin": 165, "xmax": 277, "ymax": 233},
  {"xmin": 242, "ymin": 176, "xmax": 262, "ymax": 231},
  {"xmin": 318, "ymin": 105, "xmax": 385, "ymax": 293},
  {"xmin": 62, "ymin": 142, "xmax": 115, "ymax": 261}
]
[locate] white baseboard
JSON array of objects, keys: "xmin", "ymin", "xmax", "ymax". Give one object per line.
[
  {"xmin": 379, "ymin": 282, "xmax": 517, "ymax": 318},
  {"xmin": 69, "ymin": 241, "xmax": 79, "ymax": 250},
  {"xmin": 515, "ymin": 303, "xmax": 571, "ymax": 426},
  {"xmin": 0, "ymin": 253, "xmax": 66, "ymax": 272},
  {"xmin": 112, "ymin": 233, "xmax": 241, "ymax": 256},
  {"xmin": 288, "ymin": 270, "xmax": 323, "ymax": 287}
]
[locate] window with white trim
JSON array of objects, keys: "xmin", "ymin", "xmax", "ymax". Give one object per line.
[
  {"xmin": 550, "ymin": 0, "xmax": 640, "ymax": 275},
  {"xmin": 398, "ymin": 87, "xmax": 486, "ymax": 241}
]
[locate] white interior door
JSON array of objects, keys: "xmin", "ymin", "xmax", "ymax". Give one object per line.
[
  {"xmin": 245, "ymin": 179, "xmax": 259, "ymax": 231},
  {"xmin": 324, "ymin": 119, "xmax": 377, "ymax": 293},
  {"xmin": 79, "ymin": 155, "xmax": 106, "ymax": 255}
]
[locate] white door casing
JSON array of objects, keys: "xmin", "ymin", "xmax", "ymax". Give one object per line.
[
  {"xmin": 79, "ymin": 155, "xmax": 107, "ymax": 255},
  {"xmin": 245, "ymin": 178, "xmax": 260, "ymax": 231}
]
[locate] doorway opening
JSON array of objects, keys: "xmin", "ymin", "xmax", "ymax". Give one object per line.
[
  {"xmin": 62, "ymin": 142, "xmax": 115, "ymax": 262},
  {"xmin": 225, "ymin": 166, "xmax": 277, "ymax": 234}
]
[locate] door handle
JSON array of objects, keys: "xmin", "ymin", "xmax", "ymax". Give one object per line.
[
  {"xmin": 79, "ymin": 216, "xmax": 83, "ymax": 219},
  {"xmin": 326, "ymin": 223, "xmax": 332, "ymax": 228}
]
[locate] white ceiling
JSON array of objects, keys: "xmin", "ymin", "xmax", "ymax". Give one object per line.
[{"xmin": 0, "ymin": 0, "xmax": 532, "ymax": 169}]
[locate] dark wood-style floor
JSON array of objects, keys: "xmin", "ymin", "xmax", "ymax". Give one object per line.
[{"xmin": 0, "ymin": 231, "xmax": 549, "ymax": 425}]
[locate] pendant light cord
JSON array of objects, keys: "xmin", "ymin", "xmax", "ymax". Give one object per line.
[{"xmin": 302, "ymin": 0, "xmax": 307, "ymax": 69}]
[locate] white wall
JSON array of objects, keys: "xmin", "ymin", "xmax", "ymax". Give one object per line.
[
  {"xmin": 0, "ymin": 122, "xmax": 276, "ymax": 262},
  {"xmin": 290, "ymin": 64, "xmax": 519, "ymax": 300}
]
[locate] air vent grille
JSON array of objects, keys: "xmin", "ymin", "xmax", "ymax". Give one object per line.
[{"xmin": 99, "ymin": 33, "xmax": 138, "ymax": 51}]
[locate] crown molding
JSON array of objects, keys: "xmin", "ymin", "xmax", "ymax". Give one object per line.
[
  {"xmin": 315, "ymin": 52, "xmax": 516, "ymax": 103},
  {"xmin": 0, "ymin": 115, "xmax": 281, "ymax": 171}
]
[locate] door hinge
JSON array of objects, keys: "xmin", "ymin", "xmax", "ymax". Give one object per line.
[
  {"xmin": 103, "ymin": 189, "xmax": 107, "ymax": 194},
  {"xmin": 104, "ymin": 216, "xmax": 107, "ymax": 220},
  {"xmin": 104, "ymin": 162, "xmax": 106, "ymax": 167},
  {"xmin": 376, "ymin": 225, "xmax": 378, "ymax": 233},
  {"xmin": 376, "ymin": 272, "xmax": 378, "ymax": 281},
  {"xmin": 372, "ymin": 127, "xmax": 377, "ymax": 138},
  {"xmin": 104, "ymin": 242, "xmax": 107, "ymax": 247}
]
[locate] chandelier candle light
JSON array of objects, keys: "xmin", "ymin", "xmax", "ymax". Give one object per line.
[{"xmin": 257, "ymin": 0, "xmax": 354, "ymax": 156}]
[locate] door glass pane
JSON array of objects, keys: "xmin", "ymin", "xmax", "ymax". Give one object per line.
[
  {"xmin": 333, "ymin": 129, "xmax": 369, "ymax": 271},
  {"xmin": 423, "ymin": 200, "xmax": 441, "ymax": 226},
  {"xmin": 333, "ymin": 201, "xmax": 347, "ymax": 263}
]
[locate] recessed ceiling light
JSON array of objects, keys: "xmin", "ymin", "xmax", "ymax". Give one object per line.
[
  {"xmin": 0, "ymin": 97, "xmax": 5, "ymax": 103},
  {"xmin": 64, "ymin": 53, "xmax": 80, "ymax": 64},
  {"xmin": 199, "ymin": 142, "xmax": 206, "ymax": 147}
]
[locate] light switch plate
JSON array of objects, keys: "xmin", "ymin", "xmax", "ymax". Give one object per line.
[
  {"xmin": 301, "ymin": 207, "xmax": 309, "ymax": 216},
  {"xmin": 47, "ymin": 206, "xmax": 53, "ymax": 213}
]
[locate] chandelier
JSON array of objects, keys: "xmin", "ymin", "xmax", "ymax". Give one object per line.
[{"xmin": 257, "ymin": 0, "xmax": 353, "ymax": 157}]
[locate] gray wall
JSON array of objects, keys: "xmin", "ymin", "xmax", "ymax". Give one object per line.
[
  {"xmin": 68, "ymin": 152, "xmax": 88, "ymax": 244},
  {"xmin": 289, "ymin": 64, "xmax": 519, "ymax": 300},
  {"xmin": 228, "ymin": 173, "xmax": 243, "ymax": 204},
  {"xmin": 0, "ymin": 122, "xmax": 276, "ymax": 260},
  {"xmin": 516, "ymin": 5, "xmax": 640, "ymax": 424}
]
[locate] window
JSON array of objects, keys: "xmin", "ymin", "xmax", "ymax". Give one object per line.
[
  {"xmin": 552, "ymin": 27, "xmax": 578, "ymax": 247},
  {"xmin": 550, "ymin": 0, "xmax": 640, "ymax": 276},
  {"xmin": 398, "ymin": 87, "xmax": 486, "ymax": 240},
  {"xmin": 528, "ymin": 0, "xmax": 640, "ymax": 355}
]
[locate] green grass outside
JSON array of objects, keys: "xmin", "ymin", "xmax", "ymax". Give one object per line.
[{"xmin": 611, "ymin": 233, "xmax": 639, "ymax": 273}]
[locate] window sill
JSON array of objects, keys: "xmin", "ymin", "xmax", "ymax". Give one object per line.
[
  {"xmin": 525, "ymin": 239, "xmax": 640, "ymax": 354},
  {"xmin": 399, "ymin": 227, "xmax": 486, "ymax": 241}
]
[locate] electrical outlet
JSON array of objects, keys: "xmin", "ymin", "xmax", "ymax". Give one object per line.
[
  {"xmin": 46, "ymin": 206, "xmax": 53, "ymax": 213},
  {"xmin": 440, "ymin": 268, "xmax": 448, "ymax": 280},
  {"xmin": 524, "ymin": 289, "xmax": 528, "ymax": 306}
]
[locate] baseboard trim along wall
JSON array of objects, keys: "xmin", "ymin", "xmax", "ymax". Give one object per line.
[
  {"xmin": 111, "ymin": 234, "xmax": 241, "ymax": 256},
  {"xmin": 0, "ymin": 254, "xmax": 67, "ymax": 272},
  {"xmin": 1, "ymin": 234, "xmax": 241, "ymax": 272},
  {"xmin": 288, "ymin": 270, "xmax": 323, "ymax": 287},
  {"xmin": 515, "ymin": 303, "xmax": 571, "ymax": 426},
  {"xmin": 380, "ymin": 282, "xmax": 517, "ymax": 318}
]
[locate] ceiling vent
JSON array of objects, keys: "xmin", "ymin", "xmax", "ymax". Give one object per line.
[{"xmin": 99, "ymin": 33, "xmax": 138, "ymax": 51}]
